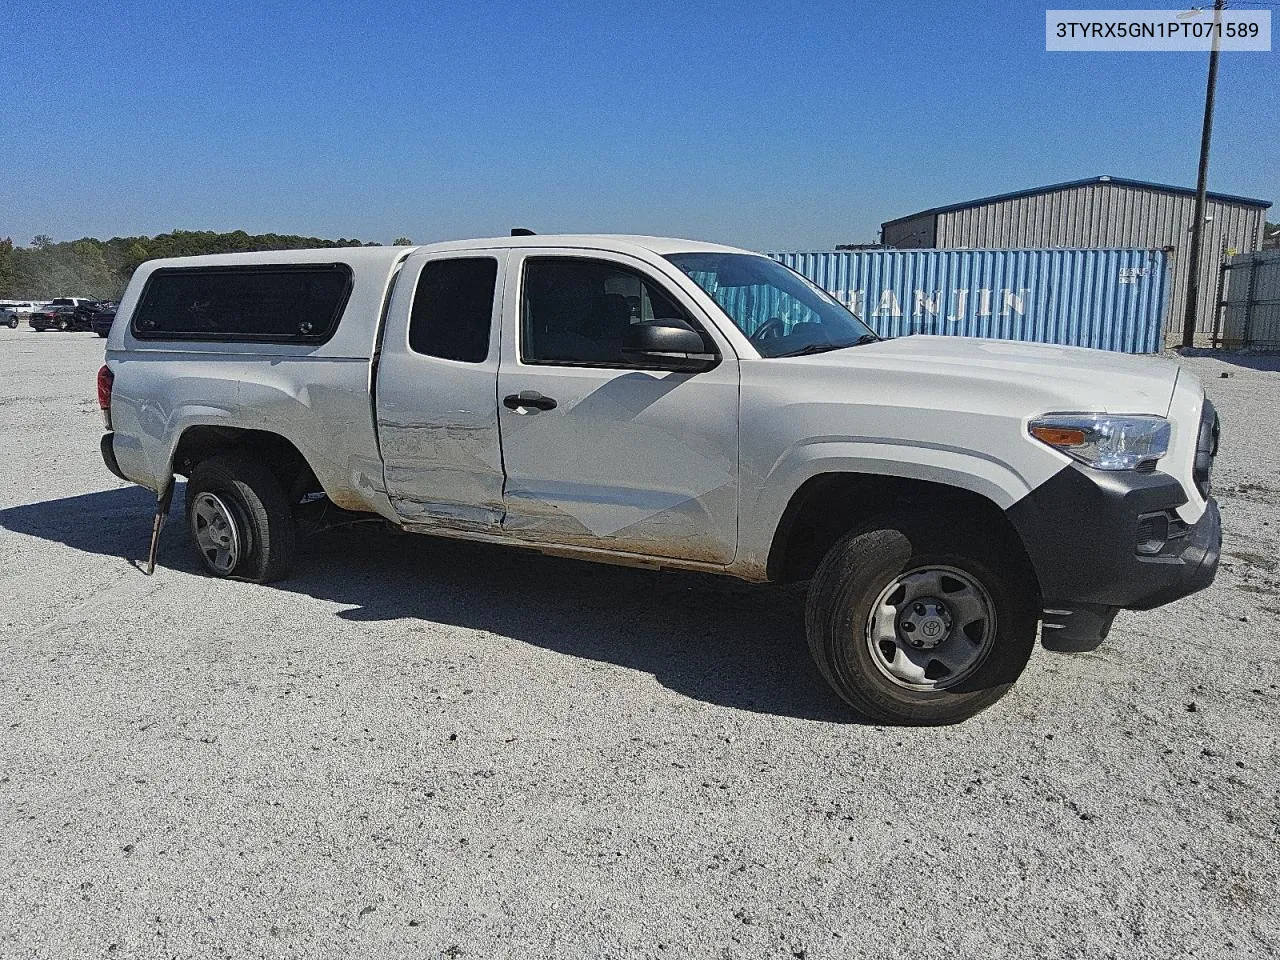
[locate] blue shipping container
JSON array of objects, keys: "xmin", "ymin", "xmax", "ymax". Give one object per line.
[{"xmin": 768, "ymin": 248, "xmax": 1169, "ymax": 353}]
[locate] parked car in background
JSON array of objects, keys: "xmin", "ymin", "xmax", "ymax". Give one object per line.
[
  {"xmin": 1, "ymin": 301, "xmax": 44, "ymax": 327},
  {"xmin": 30, "ymin": 298, "xmax": 98, "ymax": 332},
  {"xmin": 74, "ymin": 299, "xmax": 107, "ymax": 327},
  {"xmin": 29, "ymin": 304, "xmax": 80, "ymax": 331},
  {"xmin": 88, "ymin": 301, "xmax": 118, "ymax": 337}
]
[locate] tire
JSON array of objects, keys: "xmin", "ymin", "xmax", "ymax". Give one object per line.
[
  {"xmin": 58, "ymin": 318, "xmax": 69, "ymax": 332},
  {"xmin": 96, "ymin": 329, "xmax": 108, "ymax": 338},
  {"xmin": 185, "ymin": 453, "xmax": 295, "ymax": 582},
  {"xmin": 6, "ymin": 318, "xmax": 16, "ymax": 329},
  {"xmin": 805, "ymin": 512, "xmax": 1038, "ymax": 725}
]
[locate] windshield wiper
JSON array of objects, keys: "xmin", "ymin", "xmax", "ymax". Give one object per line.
[{"xmin": 775, "ymin": 333, "xmax": 881, "ymax": 358}]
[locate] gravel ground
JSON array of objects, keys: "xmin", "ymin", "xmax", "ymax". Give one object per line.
[{"xmin": 1, "ymin": 328, "xmax": 1277, "ymax": 960}]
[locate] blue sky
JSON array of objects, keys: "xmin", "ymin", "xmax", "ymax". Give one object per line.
[{"xmin": 4, "ymin": 0, "xmax": 1276, "ymax": 249}]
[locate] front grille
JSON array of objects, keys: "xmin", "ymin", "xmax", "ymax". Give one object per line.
[{"xmin": 1193, "ymin": 399, "xmax": 1219, "ymax": 498}]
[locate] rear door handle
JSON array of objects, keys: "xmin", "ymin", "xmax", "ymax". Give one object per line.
[{"xmin": 503, "ymin": 391, "xmax": 558, "ymax": 413}]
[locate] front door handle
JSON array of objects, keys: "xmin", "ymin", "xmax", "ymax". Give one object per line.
[{"xmin": 503, "ymin": 390, "xmax": 558, "ymax": 413}]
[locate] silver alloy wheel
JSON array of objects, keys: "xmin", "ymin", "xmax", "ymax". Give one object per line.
[
  {"xmin": 864, "ymin": 565, "xmax": 997, "ymax": 690},
  {"xmin": 192, "ymin": 492, "xmax": 242, "ymax": 575}
]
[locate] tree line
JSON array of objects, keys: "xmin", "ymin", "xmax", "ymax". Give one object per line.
[{"xmin": 0, "ymin": 230, "xmax": 415, "ymax": 301}]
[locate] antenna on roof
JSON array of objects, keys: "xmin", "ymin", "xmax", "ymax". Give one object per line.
[{"xmin": 511, "ymin": 228, "xmax": 536, "ymax": 236}]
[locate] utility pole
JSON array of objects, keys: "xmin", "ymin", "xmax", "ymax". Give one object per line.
[{"xmin": 1181, "ymin": 0, "xmax": 1225, "ymax": 350}]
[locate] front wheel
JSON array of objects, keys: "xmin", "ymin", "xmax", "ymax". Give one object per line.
[
  {"xmin": 6, "ymin": 317, "xmax": 16, "ymax": 329},
  {"xmin": 806, "ymin": 514, "xmax": 1038, "ymax": 725},
  {"xmin": 185, "ymin": 453, "xmax": 295, "ymax": 582}
]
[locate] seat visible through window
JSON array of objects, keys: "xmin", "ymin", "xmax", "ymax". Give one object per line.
[{"xmin": 522, "ymin": 258, "xmax": 695, "ymax": 366}]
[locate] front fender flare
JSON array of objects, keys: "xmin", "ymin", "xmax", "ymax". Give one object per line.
[{"xmin": 737, "ymin": 438, "xmax": 1055, "ymax": 576}]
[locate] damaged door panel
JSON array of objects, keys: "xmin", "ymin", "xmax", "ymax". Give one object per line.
[
  {"xmin": 496, "ymin": 251, "xmax": 740, "ymax": 564},
  {"xmin": 376, "ymin": 251, "xmax": 509, "ymax": 529}
]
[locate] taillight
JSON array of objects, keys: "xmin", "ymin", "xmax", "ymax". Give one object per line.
[{"xmin": 97, "ymin": 364, "xmax": 114, "ymax": 430}]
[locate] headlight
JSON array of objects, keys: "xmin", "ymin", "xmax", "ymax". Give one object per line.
[{"xmin": 1029, "ymin": 414, "xmax": 1170, "ymax": 471}]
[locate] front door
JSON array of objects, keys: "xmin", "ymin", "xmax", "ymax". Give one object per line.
[{"xmin": 496, "ymin": 251, "xmax": 740, "ymax": 565}]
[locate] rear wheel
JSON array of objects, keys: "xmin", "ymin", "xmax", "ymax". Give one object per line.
[
  {"xmin": 805, "ymin": 513, "xmax": 1038, "ymax": 725},
  {"xmin": 58, "ymin": 317, "xmax": 70, "ymax": 331},
  {"xmin": 185, "ymin": 453, "xmax": 295, "ymax": 582},
  {"xmin": 6, "ymin": 317, "xmax": 16, "ymax": 329}
]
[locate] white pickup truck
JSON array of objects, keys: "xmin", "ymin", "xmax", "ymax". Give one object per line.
[{"xmin": 98, "ymin": 235, "xmax": 1221, "ymax": 724}]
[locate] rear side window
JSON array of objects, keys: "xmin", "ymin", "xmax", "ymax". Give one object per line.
[
  {"xmin": 131, "ymin": 264, "xmax": 353, "ymax": 342},
  {"xmin": 407, "ymin": 257, "xmax": 498, "ymax": 363}
]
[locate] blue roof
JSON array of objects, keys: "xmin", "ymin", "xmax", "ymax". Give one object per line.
[{"xmin": 883, "ymin": 175, "xmax": 1272, "ymax": 227}]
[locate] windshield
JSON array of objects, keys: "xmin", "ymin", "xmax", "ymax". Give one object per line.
[{"xmin": 665, "ymin": 253, "xmax": 877, "ymax": 357}]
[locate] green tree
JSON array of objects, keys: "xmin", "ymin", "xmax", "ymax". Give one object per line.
[
  {"xmin": 0, "ymin": 238, "xmax": 15, "ymax": 297},
  {"xmin": 393, "ymin": 237, "xmax": 413, "ymax": 245},
  {"xmin": 0, "ymin": 229, "xmax": 376, "ymax": 299}
]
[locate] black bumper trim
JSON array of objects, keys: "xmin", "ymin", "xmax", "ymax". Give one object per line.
[
  {"xmin": 1040, "ymin": 603, "xmax": 1119, "ymax": 652},
  {"xmin": 1007, "ymin": 463, "xmax": 1221, "ymax": 611},
  {"xmin": 100, "ymin": 432, "xmax": 126, "ymax": 482},
  {"xmin": 1128, "ymin": 494, "xmax": 1220, "ymax": 610}
]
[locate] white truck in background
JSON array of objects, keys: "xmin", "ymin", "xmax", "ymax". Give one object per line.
[{"xmin": 96, "ymin": 235, "xmax": 1221, "ymax": 725}]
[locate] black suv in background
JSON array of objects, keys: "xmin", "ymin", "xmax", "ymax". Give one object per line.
[{"xmin": 87, "ymin": 301, "xmax": 118, "ymax": 337}]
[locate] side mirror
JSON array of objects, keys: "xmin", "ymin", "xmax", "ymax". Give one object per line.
[{"xmin": 622, "ymin": 320, "xmax": 718, "ymax": 372}]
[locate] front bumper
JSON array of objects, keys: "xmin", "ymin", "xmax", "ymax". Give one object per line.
[{"xmin": 1007, "ymin": 463, "xmax": 1221, "ymax": 649}]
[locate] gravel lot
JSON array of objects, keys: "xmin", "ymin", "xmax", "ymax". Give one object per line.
[{"xmin": 1, "ymin": 328, "xmax": 1277, "ymax": 959}]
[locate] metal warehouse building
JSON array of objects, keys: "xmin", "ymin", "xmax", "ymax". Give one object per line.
[{"xmin": 880, "ymin": 175, "xmax": 1272, "ymax": 346}]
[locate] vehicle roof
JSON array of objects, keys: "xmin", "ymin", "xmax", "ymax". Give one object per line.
[
  {"xmin": 414, "ymin": 235, "xmax": 756, "ymax": 256},
  {"xmin": 132, "ymin": 235, "xmax": 758, "ymax": 272}
]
